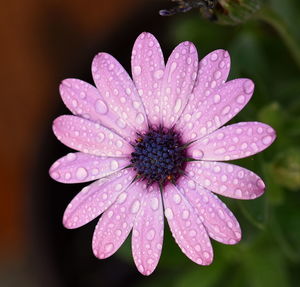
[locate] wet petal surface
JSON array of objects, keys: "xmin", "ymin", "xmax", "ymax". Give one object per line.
[
  {"xmin": 163, "ymin": 183, "xmax": 213, "ymax": 265},
  {"xmin": 178, "ymin": 79, "xmax": 255, "ymax": 142},
  {"xmin": 161, "ymin": 41, "xmax": 198, "ymax": 128},
  {"xmin": 60, "ymin": 78, "xmax": 136, "ymax": 141},
  {"xmin": 132, "ymin": 184, "xmax": 164, "ymax": 275},
  {"xmin": 92, "ymin": 180, "xmax": 145, "ymax": 259},
  {"xmin": 63, "ymin": 169, "xmax": 135, "ymax": 229},
  {"xmin": 177, "ymin": 177, "xmax": 241, "ymax": 244},
  {"xmin": 49, "ymin": 152, "xmax": 129, "ymax": 183},
  {"xmin": 189, "ymin": 122, "xmax": 276, "ymax": 161},
  {"xmin": 53, "ymin": 115, "xmax": 133, "ymax": 156},
  {"xmin": 92, "ymin": 53, "xmax": 147, "ymax": 134},
  {"xmin": 186, "ymin": 161, "xmax": 265, "ymax": 199},
  {"xmin": 131, "ymin": 32, "xmax": 165, "ymax": 126}
]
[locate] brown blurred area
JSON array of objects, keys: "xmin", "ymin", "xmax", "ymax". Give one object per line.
[{"xmin": 0, "ymin": 0, "xmax": 146, "ymax": 285}]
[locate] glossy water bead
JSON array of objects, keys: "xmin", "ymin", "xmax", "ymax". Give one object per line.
[{"xmin": 50, "ymin": 32, "xmax": 276, "ymax": 276}]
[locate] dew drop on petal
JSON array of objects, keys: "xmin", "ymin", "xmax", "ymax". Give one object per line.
[
  {"xmin": 165, "ymin": 208, "xmax": 173, "ymax": 220},
  {"xmin": 136, "ymin": 113, "xmax": 145, "ymax": 124},
  {"xmin": 262, "ymin": 135, "xmax": 272, "ymax": 145},
  {"xmin": 110, "ymin": 160, "xmax": 119, "ymax": 171},
  {"xmin": 134, "ymin": 66, "xmax": 142, "ymax": 76},
  {"xmin": 76, "ymin": 167, "xmax": 88, "ymax": 180},
  {"xmin": 95, "ymin": 99, "xmax": 108, "ymax": 114},
  {"xmin": 154, "ymin": 69, "xmax": 164, "ymax": 79},
  {"xmin": 146, "ymin": 229, "xmax": 156, "ymax": 241}
]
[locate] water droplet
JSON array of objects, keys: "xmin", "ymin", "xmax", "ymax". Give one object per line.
[
  {"xmin": 213, "ymin": 94, "xmax": 221, "ymax": 104},
  {"xmin": 256, "ymin": 179, "xmax": 265, "ymax": 189},
  {"xmin": 243, "ymin": 80, "xmax": 254, "ymax": 94},
  {"xmin": 165, "ymin": 208, "xmax": 173, "ymax": 220},
  {"xmin": 236, "ymin": 95, "xmax": 245, "ymax": 104},
  {"xmin": 262, "ymin": 135, "xmax": 272, "ymax": 145},
  {"xmin": 174, "ymin": 98, "xmax": 182, "ymax": 113},
  {"xmin": 134, "ymin": 66, "xmax": 142, "ymax": 76},
  {"xmin": 131, "ymin": 200, "xmax": 140, "ymax": 214},
  {"xmin": 151, "ymin": 197, "xmax": 159, "ymax": 210},
  {"xmin": 214, "ymin": 70, "xmax": 222, "ymax": 80},
  {"xmin": 222, "ymin": 105, "xmax": 231, "ymax": 115},
  {"xmin": 136, "ymin": 113, "xmax": 145, "ymax": 124},
  {"xmin": 116, "ymin": 118, "xmax": 126, "ymax": 129},
  {"xmin": 110, "ymin": 160, "xmax": 119, "ymax": 170},
  {"xmin": 72, "ymin": 99, "xmax": 78, "ymax": 107},
  {"xmin": 188, "ymin": 180, "xmax": 196, "ymax": 189},
  {"xmin": 189, "ymin": 229, "xmax": 197, "ymax": 237},
  {"xmin": 115, "ymin": 183, "xmax": 123, "ymax": 191},
  {"xmin": 95, "ymin": 99, "xmax": 108, "ymax": 114},
  {"xmin": 105, "ymin": 243, "xmax": 114, "ymax": 253},
  {"xmin": 203, "ymin": 251, "xmax": 210, "ymax": 259},
  {"xmin": 210, "ymin": 53, "xmax": 218, "ymax": 61},
  {"xmin": 146, "ymin": 229, "xmax": 155, "ymax": 240},
  {"xmin": 76, "ymin": 167, "xmax": 88, "ymax": 180},
  {"xmin": 154, "ymin": 69, "xmax": 163, "ymax": 79},
  {"xmin": 66, "ymin": 153, "xmax": 77, "ymax": 161},
  {"xmin": 173, "ymin": 194, "xmax": 181, "ymax": 204},
  {"xmin": 192, "ymin": 149, "xmax": 204, "ymax": 159},
  {"xmin": 182, "ymin": 210, "xmax": 190, "ymax": 220}
]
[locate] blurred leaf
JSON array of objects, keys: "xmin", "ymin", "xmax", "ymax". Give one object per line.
[
  {"xmin": 175, "ymin": 260, "xmax": 225, "ymax": 287},
  {"xmin": 243, "ymin": 244, "xmax": 290, "ymax": 287},
  {"xmin": 271, "ymin": 148, "xmax": 300, "ymax": 191}
]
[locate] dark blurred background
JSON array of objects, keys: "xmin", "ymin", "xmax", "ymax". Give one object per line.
[{"xmin": 1, "ymin": 0, "xmax": 300, "ymax": 286}]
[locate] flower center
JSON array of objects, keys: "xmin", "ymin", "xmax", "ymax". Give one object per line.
[{"xmin": 130, "ymin": 126, "xmax": 187, "ymax": 186}]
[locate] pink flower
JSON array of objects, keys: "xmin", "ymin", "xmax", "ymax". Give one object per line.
[{"xmin": 50, "ymin": 32, "xmax": 276, "ymax": 275}]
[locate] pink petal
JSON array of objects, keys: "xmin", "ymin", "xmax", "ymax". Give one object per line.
[
  {"xmin": 194, "ymin": 49, "xmax": 231, "ymax": 97},
  {"xmin": 177, "ymin": 50, "xmax": 230, "ymax": 141},
  {"xmin": 92, "ymin": 180, "xmax": 145, "ymax": 259},
  {"xmin": 177, "ymin": 78, "xmax": 255, "ymax": 142},
  {"xmin": 189, "ymin": 122, "xmax": 276, "ymax": 161},
  {"xmin": 186, "ymin": 161, "xmax": 265, "ymax": 199},
  {"xmin": 161, "ymin": 41, "xmax": 198, "ymax": 128},
  {"xmin": 177, "ymin": 176, "xmax": 241, "ymax": 244},
  {"xmin": 131, "ymin": 32, "xmax": 165, "ymax": 126},
  {"xmin": 63, "ymin": 169, "xmax": 135, "ymax": 229},
  {"xmin": 92, "ymin": 53, "xmax": 147, "ymax": 133},
  {"xmin": 163, "ymin": 184, "xmax": 213, "ymax": 265},
  {"xmin": 60, "ymin": 79, "xmax": 136, "ymax": 141},
  {"xmin": 49, "ymin": 152, "xmax": 130, "ymax": 183},
  {"xmin": 132, "ymin": 184, "xmax": 164, "ymax": 275},
  {"xmin": 52, "ymin": 115, "xmax": 133, "ymax": 157}
]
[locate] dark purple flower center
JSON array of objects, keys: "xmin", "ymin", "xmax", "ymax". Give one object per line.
[{"xmin": 130, "ymin": 126, "xmax": 188, "ymax": 186}]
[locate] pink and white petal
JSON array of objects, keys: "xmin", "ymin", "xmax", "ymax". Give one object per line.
[
  {"xmin": 163, "ymin": 184, "xmax": 213, "ymax": 265},
  {"xmin": 177, "ymin": 176, "xmax": 241, "ymax": 244},
  {"xmin": 53, "ymin": 115, "xmax": 133, "ymax": 157},
  {"xmin": 186, "ymin": 161, "xmax": 265, "ymax": 199},
  {"xmin": 161, "ymin": 41, "xmax": 198, "ymax": 128},
  {"xmin": 194, "ymin": 49, "xmax": 231, "ymax": 97},
  {"xmin": 63, "ymin": 168, "xmax": 135, "ymax": 229},
  {"xmin": 177, "ymin": 78, "xmax": 255, "ymax": 142},
  {"xmin": 177, "ymin": 50, "xmax": 230, "ymax": 141},
  {"xmin": 132, "ymin": 184, "xmax": 164, "ymax": 275},
  {"xmin": 131, "ymin": 32, "xmax": 165, "ymax": 126},
  {"xmin": 49, "ymin": 152, "xmax": 130, "ymax": 183},
  {"xmin": 189, "ymin": 122, "xmax": 276, "ymax": 161},
  {"xmin": 60, "ymin": 79, "xmax": 135, "ymax": 141},
  {"xmin": 92, "ymin": 180, "xmax": 145, "ymax": 259},
  {"xmin": 92, "ymin": 53, "xmax": 147, "ymax": 133}
]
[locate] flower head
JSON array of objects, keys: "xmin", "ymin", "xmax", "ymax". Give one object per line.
[{"xmin": 50, "ymin": 32, "xmax": 276, "ymax": 275}]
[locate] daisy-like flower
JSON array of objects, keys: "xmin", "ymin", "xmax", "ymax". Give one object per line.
[{"xmin": 50, "ymin": 32, "xmax": 276, "ymax": 275}]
